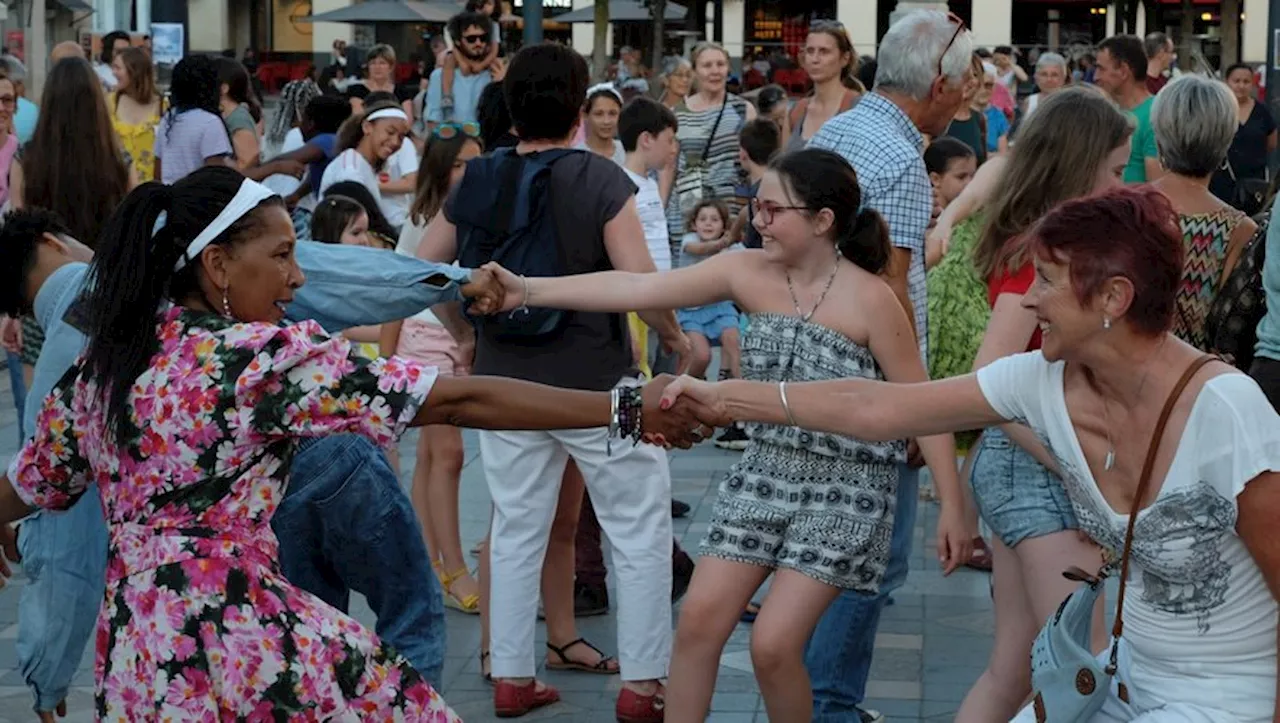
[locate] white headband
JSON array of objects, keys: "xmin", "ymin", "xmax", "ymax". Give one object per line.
[
  {"xmin": 587, "ymin": 82, "xmax": 623, "ymax": 103},
  {"xmin": 365, "ymin": 107, "xmax": 409, "ymax": 123},
  {"xmin": 165, "ymin": 178, "xmax": 278, "ymax": 271}
]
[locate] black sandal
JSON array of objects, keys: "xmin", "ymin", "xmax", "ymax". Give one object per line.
[
  {"xmin": 545, "ymin": 638, "xmax": 619, "ymax": 675},
  {"xmin": 480, "ymin": 650, "xmax": 493, "ymax": 685}
]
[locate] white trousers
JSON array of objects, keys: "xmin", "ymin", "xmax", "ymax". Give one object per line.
[{"xmin": 481, "ymin": 426, "xmax": 673, "ymax": 681}]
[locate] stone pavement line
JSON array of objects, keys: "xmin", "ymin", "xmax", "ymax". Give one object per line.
[{"xmin": 0, "ymin": 374, "xmax": 995, "ymax": 722}]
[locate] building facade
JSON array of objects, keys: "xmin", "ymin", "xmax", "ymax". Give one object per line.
[{"xmin": 570, "ymin": 0, "xmax": 1269, "ymax": 67}]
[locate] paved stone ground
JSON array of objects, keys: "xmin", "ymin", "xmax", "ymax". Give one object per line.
[{"xmin": 0, "ymin": 358, "xmax": 998, "ymax": 722}]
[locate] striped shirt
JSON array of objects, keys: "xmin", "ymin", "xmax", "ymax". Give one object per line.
[{"xmin": 808, "ymin": 92, "xmax": 932, "ymax": 361}]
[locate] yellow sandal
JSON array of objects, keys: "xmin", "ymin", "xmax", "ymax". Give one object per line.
[{"xmin": 436, "ymin": 564, "xmax": 481, "ymax": 614}]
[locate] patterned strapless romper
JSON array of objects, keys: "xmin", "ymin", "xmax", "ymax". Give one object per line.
[{"xmin": 699, "ymin": 313, "xmax": 906, "ymax": 592}]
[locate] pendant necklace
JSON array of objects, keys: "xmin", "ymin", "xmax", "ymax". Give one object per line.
[{"xmin": 1093, "ymin": 339, "xmax": 1164, "ymax": 472}]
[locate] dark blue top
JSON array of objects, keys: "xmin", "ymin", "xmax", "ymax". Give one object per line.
[{"xmin": 307, "ymin": 133, "xmax": 339, "ymax": 196}]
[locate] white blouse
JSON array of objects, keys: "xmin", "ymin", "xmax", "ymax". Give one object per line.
[{"xmin": 978, "ymin": 351, "xmax": 1280, "ymax": 721}]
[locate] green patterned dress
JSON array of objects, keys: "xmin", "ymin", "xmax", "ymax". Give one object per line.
[{"xmin": 926, "ymin": 215, "xmax": 989, "ymax": 451}]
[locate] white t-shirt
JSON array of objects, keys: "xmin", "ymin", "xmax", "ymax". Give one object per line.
[
  {"xmin": 318, "ymin": 148, "xmax": 407, "ymax": 230},
  {"xmin": 977, "ymin": 352, "xmax": 1280, "ymax": 721},
  {"xmin": 677, "ymin": 231, "xmax": 741, "ymax": 269},
  {"xmin": 263, "ymin": 128, "xmax": 306, "ymax": 200},
  {"xmin": 382, "ymin": 137, "xmax": 420, "ymax": 224},
  {"xmin": 574, "ymin": 139, "xmax": 626, "ymax": 167},
  {"xmin": 625, "ymin": 168, "xmax": 671, "ymax": 271}
]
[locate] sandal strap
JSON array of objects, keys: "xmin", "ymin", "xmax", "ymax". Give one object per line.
[{"xmin": 546, "ymin": 637, "xmax": 611, "ymax": 668}]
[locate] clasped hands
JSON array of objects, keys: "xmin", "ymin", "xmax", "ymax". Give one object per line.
[{"xmin": 638, "ymin": 374, "xmax": 732, "ymax": 449}]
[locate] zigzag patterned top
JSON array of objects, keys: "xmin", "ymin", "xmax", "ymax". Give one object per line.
[{"xmin": 1174, "ymin": 210, "xmax": 1246, "ymax": 350}]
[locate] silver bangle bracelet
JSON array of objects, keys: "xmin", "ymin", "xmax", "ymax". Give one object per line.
[{"xmin": 778, "ymin": 381, "xmax": 799, "ymax": 427}]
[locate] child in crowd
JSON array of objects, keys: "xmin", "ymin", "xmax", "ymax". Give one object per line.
[
  {"xmin": 618, "ymin": 96, "xmax": 680, "ymax": 377},
  {"xmin": 725, "ymin": 118, "xmax": 782, "ymax": 250},
  {"xmin": 309, "ymin": 194, "xmax": 382, "ymax": 360},
  {"xmin": 923, "ymin": 137, "xmax": 978, "ymax": 269},
  {"xmin": 266, "ymin": 95, "xmax": 352, "ymax": 236},
  {"xmin": 677, "ymin": 199, "xmax": 742, "ymax": 387}
]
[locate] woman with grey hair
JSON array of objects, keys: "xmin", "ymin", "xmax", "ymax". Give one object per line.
[
  {"xmin": 1150, "ymin": 74, "xmax": 1258, "ymax": 351},
  {"xmin": 1021, "ymin": 51, "xmax": 1068, "ymax": 118}
]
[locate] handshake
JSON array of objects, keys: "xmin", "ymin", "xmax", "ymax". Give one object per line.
[
  {"xmin": 633, "ymin": 373, "xmax": 734, "ymax": 449},
  {"xmin": 459, "ymin": 266, "xmax": 725, "ymax": 448}
]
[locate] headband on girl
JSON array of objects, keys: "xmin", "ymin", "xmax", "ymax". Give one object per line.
[
  {"xmin": 586, "ymin": 82, "xmax": 623, "ymax": 102},
  {"xmin": 163, "ymin": 178, "xmax": 279, "ymax": 271},
  {"xmin": 365, "ymin": 107, "xmax": 409, "ymax": 123}
]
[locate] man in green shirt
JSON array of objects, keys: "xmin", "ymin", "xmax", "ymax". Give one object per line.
[{"xmin": 1095, "ymin": 34, "xmax": 1164, "ymax": 184}]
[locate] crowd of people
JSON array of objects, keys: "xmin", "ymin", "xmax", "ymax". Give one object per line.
[{"xmin": 0, "ymin": 7, "xmax": 1277, "ymax": 723}]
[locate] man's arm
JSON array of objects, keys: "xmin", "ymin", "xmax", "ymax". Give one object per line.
[
  {"xmin": 290, "ymin": 242, "xmax": 471, "ymax": 332},
  {"xmin": 883, "ymin": 248, "xmax": 916, "ymax": 339}
]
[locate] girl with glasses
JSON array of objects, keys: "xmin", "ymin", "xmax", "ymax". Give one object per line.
[{"xmin": 474, "ymin": 148, "xmax": 969, "ymax": 722}]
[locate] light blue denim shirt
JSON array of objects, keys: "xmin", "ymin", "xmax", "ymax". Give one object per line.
[
  {"xmin": 1255, "ymin": 195, "xmax": 1280, "ymax": 363},
  {"xmin": 13, "ymin": 243, "xmax": 471, "ymax": 711},
  {"xmin": 23, "ymin": 243, "xmax": 472, "ymax": 434}
]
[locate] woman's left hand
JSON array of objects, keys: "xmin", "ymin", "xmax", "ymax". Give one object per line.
[{"xmin": 935, "ymin": 502, "xmax": 975, "ymax": 576}]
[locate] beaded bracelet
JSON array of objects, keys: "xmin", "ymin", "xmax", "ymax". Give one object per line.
[{"xmin": 607, "ymin": 384, "xmax": 644, "ymax": 455}]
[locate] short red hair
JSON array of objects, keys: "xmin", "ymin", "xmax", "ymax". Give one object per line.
[{"xmin": 1027, "ymin": 186, "xmax": 1184, "ymax": 336}]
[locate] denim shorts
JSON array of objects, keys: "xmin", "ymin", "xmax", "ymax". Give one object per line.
[
  {"xmin": 677, "ymin": 301, "xmax": 739, "ymax": 344},
  {"xmin": 969, "ymin": 427, "xmax": 1077, "ymax": 548}
]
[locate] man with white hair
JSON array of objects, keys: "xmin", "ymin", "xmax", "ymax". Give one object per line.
[{"xmin": 804, "ymin": 10, "xmax": 976, "ymax": 723}]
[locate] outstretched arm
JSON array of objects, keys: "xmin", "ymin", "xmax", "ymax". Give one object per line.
[
  {"xmin": 663, "ymin": 373, "xmax": 1006, "ymax": 444},
  {"xmin": 480, "ymin": 250, "xmax": 743, "ymax": 316},
  {"xmin": 417, "ymin": 374, "xmax": 708, "ymax": 448}
]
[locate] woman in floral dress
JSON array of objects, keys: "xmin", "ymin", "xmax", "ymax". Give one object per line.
[{"xmin": 0, "ymin": 166, "xmax": 701, "ymax": 720}]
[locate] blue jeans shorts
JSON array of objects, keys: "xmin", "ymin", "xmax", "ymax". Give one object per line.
[
  {"xmin": 969, "ymin": 427, "xmax": 1076, "ymax": 548},
  {"xmin": 677, "ymin": 301, "xmax": 739, "ymax": 344}
]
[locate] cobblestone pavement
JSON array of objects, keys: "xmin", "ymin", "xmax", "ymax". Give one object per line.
[{"xmin": 0, "ymin": 362, "xmax": 998, "ymax": 722}]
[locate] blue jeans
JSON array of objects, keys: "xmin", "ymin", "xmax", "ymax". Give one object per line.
[
  {"xmin": 7, "ymin": 350, "xmax": 25, "ymax": 446},
  {"xmin": 16, "ymin": 489, "xmax": 108, "ymax": 712},
  {"xmin": 275, "ymin": 435, "xmax": 446, "ymax": 687},
  {"xmin": 17, "ymin": 434, "xmax": 445, "ymax": 713},
  {"xmin": 805, "ymin": 464, "xmax": 920, "ymax": 721}
]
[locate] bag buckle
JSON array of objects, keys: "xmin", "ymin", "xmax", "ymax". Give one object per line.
[{"xmin": 1062, "ymin": 566, "xmax": 1105, "ymax": 586}]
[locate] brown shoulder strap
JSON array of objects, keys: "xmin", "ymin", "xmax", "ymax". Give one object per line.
[
  {"xmin": 1105, "ymin": 353, "xmax": 1217, "ymax": 672},
  {"xmin": 788, "ymin": 97, "xmax": 809, "ymax": 133}
]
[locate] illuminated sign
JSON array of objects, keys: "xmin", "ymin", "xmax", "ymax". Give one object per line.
[{"xmin": 511, "ymin": 0, "xmax": 574, "ymax": 8}]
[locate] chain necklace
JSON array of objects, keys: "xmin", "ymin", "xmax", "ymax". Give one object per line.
[
  {"xmin": 1091, "ymin": 338, "xmax": 1166, "ymax": 472},
  {"xmin": 786, "ymin": 249, "xmax": 842, "ymax": 322}
]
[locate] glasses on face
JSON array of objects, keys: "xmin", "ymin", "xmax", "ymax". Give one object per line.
[
  {"xmin": 433, "ymin": 121, "xmax": 481, "ymax": 140},
  {"xmin": 937, "ymin": 12, "xmax": 967, "ymax": 78},
  {"xmin": 751, "ymin": 198, "xmax": 810, "ymax": 226},
  {"xmin": 0, "ymin": 96, "xmax": 16, "ymax": 108},
  {"xmin": 462, "ymin": 33, "xmax": 488, "ymax": 45}
]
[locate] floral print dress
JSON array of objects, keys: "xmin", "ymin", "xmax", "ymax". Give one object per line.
[{"xmin": 6, "ymin": 307, "xmax": 458, "ymax": 722}]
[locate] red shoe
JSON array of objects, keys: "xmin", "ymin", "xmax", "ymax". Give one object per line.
[
  {"xmin": 616, "ymin": 686, "xmax": 666, "ymax": 723},
  {"xmin": 493, "ymin": 679, "xmax": 560, "ymax": 718}
]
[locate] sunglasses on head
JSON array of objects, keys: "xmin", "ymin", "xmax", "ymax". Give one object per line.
[
  {"xmin": 937, "ymin": 12, "xmax": 968, "ymax": 77},
  {"xmin": 433, "ymin": 121, "xmax": 481, "ymax": 140}
]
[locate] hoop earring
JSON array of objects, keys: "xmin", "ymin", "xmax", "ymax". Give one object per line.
[{"xmin": 222, "ymin": 286, "xmax": 233, "ymax": 318}]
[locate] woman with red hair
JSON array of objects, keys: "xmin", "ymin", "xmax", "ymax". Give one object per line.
[{"xmin": 657, "ymin": 186, "xmax": 1280, "ymax": 722}]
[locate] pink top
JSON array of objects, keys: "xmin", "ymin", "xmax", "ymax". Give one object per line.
[{"xmin": 0, "ymin": 133, "xmax": 19, "ymax": 207}]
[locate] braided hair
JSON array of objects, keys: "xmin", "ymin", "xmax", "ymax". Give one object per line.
[{"xmin": 268, "ymin": 78, "xmax": 322, "ymax": 145}]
